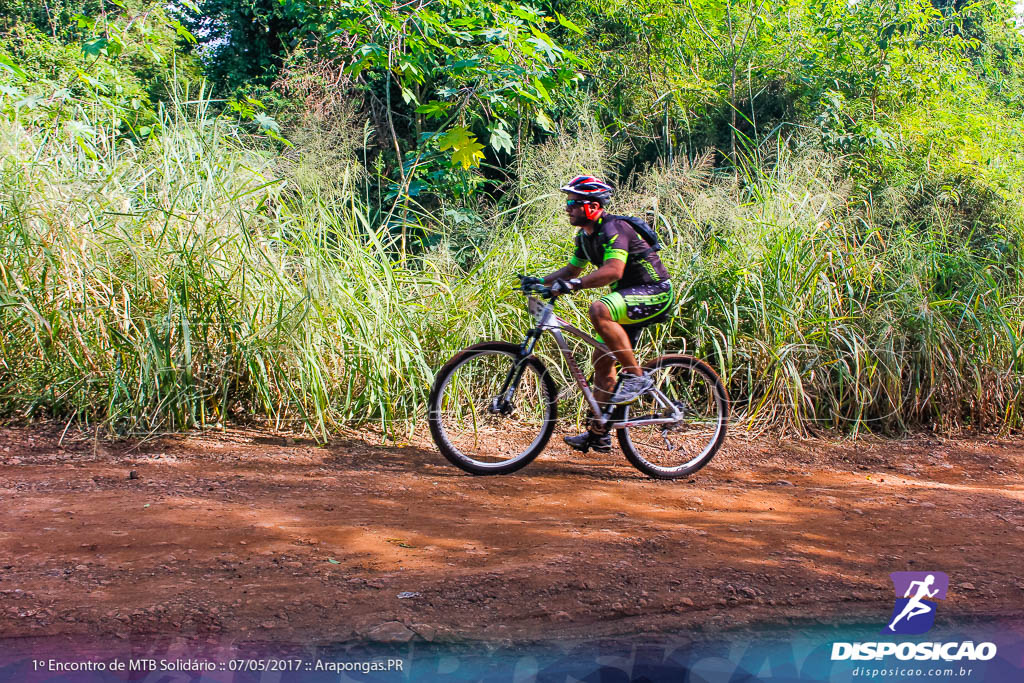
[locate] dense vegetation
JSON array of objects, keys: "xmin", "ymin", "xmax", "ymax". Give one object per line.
[{"xmin": 3, "ymin": 0, "xmax": 1024, "ymax": 438}]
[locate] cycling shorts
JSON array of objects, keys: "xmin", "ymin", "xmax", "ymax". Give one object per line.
[{"xmin": 595, "ymin": 280, "xmax": 673, "ymax": 346}]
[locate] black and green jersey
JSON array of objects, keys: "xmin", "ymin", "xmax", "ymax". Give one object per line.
[{"xmin": 569, "ymin": 216, "xmax": 670, "ymax": 290}]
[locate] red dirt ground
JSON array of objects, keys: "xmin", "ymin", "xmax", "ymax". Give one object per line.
[{"xmin": 1, "ymin": 424, "xmax": 1022, "ymax": 646}]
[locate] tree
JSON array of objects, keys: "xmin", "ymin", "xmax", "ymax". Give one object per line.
[
  {"xmin": 178, "ymin": 0, "xmax": 299, "ymax": 90},
  {"xmin": 280, "ymin": 0, "xmax": 583, "ymax": 196}
]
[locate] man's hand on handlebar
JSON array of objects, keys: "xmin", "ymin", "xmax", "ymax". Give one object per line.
[
  {"xmin": 519, "ymin": 275, "xmax": 544, "ymax": 288},
  {"xmin": 516, "ymin": 273, "xmax": 582, "ymax": 298},
  {"xmin": 516, "ymin": 274, "xmax": 551, "ymax": 297},
  {"xmin": 550, "ymin": 278, "xmax": 582, "ymax": 296}
]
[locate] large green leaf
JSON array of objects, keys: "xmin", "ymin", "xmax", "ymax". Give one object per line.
[
  {"xmin": 488, "ymin": 125, "xmax": 515, "ymax": 154},
  {"xmin": 415, "ymin": 101, "xmax": 452, "ymax": 120},
  {"xmin": 555, "ymin": 13, "xmax": 583, "ymax": 35},
  {"xmin": 439, "ymin": 126, "xmax": 486, "ymax": 169},
  {"xmin": 81, "ymin": 37, "xmax": 109, "ymax": 59},
  {"xmin": 0, "ymin": 54, "xmax": 27, "ymax": 79}
]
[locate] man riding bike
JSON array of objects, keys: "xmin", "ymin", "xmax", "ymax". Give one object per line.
[{"xmin": 529, "ymin": 175, "xmax": 674, "ymax": 454}]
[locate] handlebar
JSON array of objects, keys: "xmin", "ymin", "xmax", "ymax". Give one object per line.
[{"xmin": 515, "ymin": 274, "xmax": 557, "ymax": 299}]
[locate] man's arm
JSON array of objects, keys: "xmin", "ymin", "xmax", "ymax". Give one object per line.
[
  {"xmin": 576, "ymin": 259, "xmax": 624, "ymax": 289},
  {"xmin": 543, "ymin": 258, "xmax": 624, "ymax": 289},
  {"xmin": 542, "ymin": 264, "xmax": 583, "ymax": 284}
]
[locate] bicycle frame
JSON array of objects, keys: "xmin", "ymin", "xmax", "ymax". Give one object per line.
[{"xmin": 495, "ymin": 295, "xmax": 683, "ymax": 431}]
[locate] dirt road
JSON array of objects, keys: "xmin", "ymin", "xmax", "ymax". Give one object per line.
[{"xmin": 1, "ymin": 424, "xmax": 1022, "ymax": 646}]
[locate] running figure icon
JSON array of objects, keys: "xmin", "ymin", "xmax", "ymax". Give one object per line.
[
  {"xmin": 883, "ymin": 571, "xmax": 949, "ymax": 635},
  {"xmin": 887, "ymin": 574, "xmax": 939, "ymax": 632}
]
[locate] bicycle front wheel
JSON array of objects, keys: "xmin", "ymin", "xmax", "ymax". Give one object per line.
[
  {"xmin": 618, "ymin": 355, "xmax": 729, "ymax": 479},
  {"xmin": 427, "ymin": 342, "xmax": 558, "ymax": 475}
]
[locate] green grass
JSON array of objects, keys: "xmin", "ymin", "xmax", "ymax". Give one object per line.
[
  {"xmin": 3, "ymin": 91, "xmax": 1024, "ymax": 439},
  {"xmin": 645, "ymin": 143, "xmax": 1024, "ymax": 435}
]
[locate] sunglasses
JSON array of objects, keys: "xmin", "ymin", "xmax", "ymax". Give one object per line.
[{"xmin": 565, "ymin": 199, "xmax": 594, "ymax": 207}]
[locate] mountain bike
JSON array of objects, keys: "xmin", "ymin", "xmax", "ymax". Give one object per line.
[{"xmin": 427, "ymin": 276, "xmax": 729, "ymax": 479}]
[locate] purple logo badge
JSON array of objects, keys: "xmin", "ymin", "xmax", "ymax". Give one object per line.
[{"xmin": 883, "ymin": 572, "xmax": 949, "ymax": 635}]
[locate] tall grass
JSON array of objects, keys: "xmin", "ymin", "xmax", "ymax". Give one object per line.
[
  {"xmin": 0, "ymin": 91, "xmax": 465, "ymax": 439},
  {"xmin": 3, "ymin": 91, "xmax": 1024, "ymax": 438},
  {"xmin": 628, "ymin": 142, "xmax": 1024, "ymax": 435}
]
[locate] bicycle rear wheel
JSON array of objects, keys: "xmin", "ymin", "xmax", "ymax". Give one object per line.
[
  {"xmin": 617, "ymin": 354, "xmax": 729, "ymax": 479},
  {"xmin": 428, "ymin": 342, "xmax": 558, "ymax": 475}
]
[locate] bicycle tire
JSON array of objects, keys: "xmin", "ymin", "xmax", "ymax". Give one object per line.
[
  {"xmin": 428, "ymin": 342, "xmax": 558, "ymax": 475},
  {"xmin": 617, "ymin": 354, "xmax": 729, "ymax": 479}
]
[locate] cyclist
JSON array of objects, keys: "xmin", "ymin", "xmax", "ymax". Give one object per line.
[{"xmin": 531, "ymin": 175, "xmax": 674, "ymax": 453}]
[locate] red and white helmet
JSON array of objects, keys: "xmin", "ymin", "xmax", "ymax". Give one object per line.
[{"xmin": 559, "ymin": 175, "xmax": 612, "ymax": 204}]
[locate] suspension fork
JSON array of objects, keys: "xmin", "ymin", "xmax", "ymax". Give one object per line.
[{"xmin": 489, "ymin": 329, "xmax": 542, "ymax": 414}]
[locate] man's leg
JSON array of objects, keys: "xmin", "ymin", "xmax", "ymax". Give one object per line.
[
  {"xmin": 565, "ymin": 286, "xmax": 668, "ymax": 451},
  {"xmin": 589, "ymin": 300, "xmax": 642, "ymax": 376},
  {"xmin": 591, "ymin": 340, "xmax": 618, "ymax": 407},
  {"xmin": 589, "ymin": 343, "xmax": 617, "ymax": 433},
  {"xmin": 589, "ymin": 298, "xmax": 656, "ymax": 405}
]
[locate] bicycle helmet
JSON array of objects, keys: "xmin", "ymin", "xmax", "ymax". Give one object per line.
[{"xmin": 559, "ymin": 175, "xmax": 612, "ymax": 205}]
